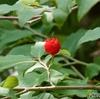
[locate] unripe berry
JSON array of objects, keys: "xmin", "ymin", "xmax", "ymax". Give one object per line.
[{"xmin": 44, "ymin": 38, "xmax": 60, "ymax": 55}]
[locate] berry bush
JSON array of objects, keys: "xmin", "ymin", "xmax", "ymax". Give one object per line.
[{"xmin": 0, "ymin": 0, "xmax": 100, "ymax": 99}]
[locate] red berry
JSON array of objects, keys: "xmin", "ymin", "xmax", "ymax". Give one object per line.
[{"xmin": 44, "ymin": 38, "xmax": 60, "ymax": 55}]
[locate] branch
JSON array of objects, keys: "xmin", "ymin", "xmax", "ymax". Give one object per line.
[
  {"xmin": 2, "ymin": 85, "xmax": 100, "ymax": 99},
  {"xmin": 27, "ymin": 17, "xmax": 41, "ymax": 24},
  {"xmin": 64, "ymin": 60, "xmax": 85, "ymax": 79},
  {"xmin": 0, "ymin": 15, "xmax": 42, "ymax": 24},
  {"xmin": 37, "ymin": 58, "xmax": 54, "ymax": 86},
  {"xmin": 71, "ymin": 6, "xmax": 78, "ymax": 11},
  {"xmin": 13, "ymin": 86, "xmax": 100, "ymax": 91},
  {"xmin": 0, "ymin": 6, "xmax": 77, "ymax": 22},
  {"xmin": 61, "ymin": 54, "xmax": 88, "ymax": 66},
  {"xmin": 24, "ymin": 25, "xmax": 48, "ymax": 39},
  {"xmin": 71, "ymin": 66, "xmax": 85, "ymax": 79}
]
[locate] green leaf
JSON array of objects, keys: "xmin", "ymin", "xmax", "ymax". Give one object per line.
[
  {"xmin": 25, "ymin": 55, "xmax": 52, "ymax": 75},
  {"xmin": 54, "ymin": 79, "xmax": 88, "ymax": 97},
  {"xmin": 76, "ymin": 0, "xmax": 99, "ymax": 21},
  {"xmin": 61, "ymin": 97, "xmax": 72, "ymax": 99},
  {"xmin": 0, "ymin": 4, "xmax": 12, "ymax": 15},
  {"xmin": 0, "ymin": 3, "xmax": 26, "ymax": 15},
  {"xmin": 53, "ymin": 8, "xmax": 68, "ymax": 26},
  {"xmin": 30, "ymin": 41, "xmax": 45, "ymax": 58},
  {"xmin": 56, "ymin": 0, "xmax": 72, "ymax": 13},
  {"xmin": 20, "ymin": 0, "xmax": 40, "ymax": 6},
  {"xmin": 0, "ymin": 87, "xmax": 17, "ymax": 99},
  {"xmin": 62, "ymin": 29, "xmax": 86, "ymax": 57},
  {"xmin": 39, "ymin": 0, "xmax": 49, "ymax": 4},
  {"xmin": 20, "ymin": 91, "xmax": 34, "ymax": 99},
  {"xmin": 3, "ymin": 76, "xmax": 18, "ymax": 88},
  {"xmin": 17, "ymin": 72, "xmax": 39, "ymax": 87},
  {"xmin": 0, "ymin": 55, "xmax": 34, "ymax": 72},
  {"xmin": 8, "ymin": 44, "xmax": 32, "ymax": 56},
  {"xmin": 44, "ymin": 54, "xmax": 52, "ymax": 64},
  {"xmin": 18, "ymin": 8, "xmax": 43, "ymax": 26},
  {"xmin": 34, "ymin": 71, "xmax": 48, "ymax": 86},
  {"xmin": 0, "ymin": 20, "xmax": 16, "ymax": 30},
  {"xmin": 78, "ymin": 27, "xmax": 100, "ymax": 46},
  {"xmin": 50, "ymin": 69, "xmax": 65, "ymax": 84},
  {"xmin": 35, "ymin": 69, "xmax": 64, "ymax": 86},
  {"xmin": 94, "ymin": 57, "xmax": 100, "ymax": 65},
  {"xmin": 85, "ymin": 63, "xmax": 100, "ymax": 79},
  {"xmin": 32, "ymin": 93, "xmax": 56, "ymax": 99},
  {"xmin": 25, "ymin": 62, "xmax": 43, "ymax": 75},
  {"xmin": 42, "ymin": 12, "xmax": 53, "ymax": 26},
  {"xmin": 41, "ymin": 23, "xmax": 55, "ymax": 34},
  {"xmin": 60, "ymin": 49, "xmax": 71, "ymax": 56},
  {"xmin": 0, "ymin": 29, "xmax": 33, "ymax": 53}
]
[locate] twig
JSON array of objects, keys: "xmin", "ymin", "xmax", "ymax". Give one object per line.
[
  {"xmin": 71, "ymin": 6, "xmax": 78, "ymax": 11},
  {"xmin": 16, "ymin": 89, "xmax": 28, "ymax": 96},
  {"xmin": 64, "ymin": 60, "xmax": 85, "ymax": 79},
  {"xmin": 27, "ymin": 17, "xmax": 41, "ymax": 24},
  {"xmin": 62, "ymin": 62, "xmax": 77, "ymax": 66},
  {"xmin": 0, "ymin": 15, "xmax": 41, "ymax": 20},
  {"xmin": 37, "ymin": 58, "xmax": 54, "ymax": 86},
  {"xmin": 71, "ymin": 66, "xmax": 85, "ymax": 79},
  {"xmin": 3, "ymin": 85, "xmax": 100, "ymax": 99},
  {"xmin": 61, "ymin": 54, "xmax": 88, "ymax": 66},
  {"xmin": 46, "ymin": 68, "xmax": 54, "ymax": 86},
  {"xmin": 13, "ymin": 86, "xmax": 100, "ymax": 91},
  {"xmin": 24, "ymin": 25, "xmax": 48, "ymax": 39},
  {"xmin": 37, "ymin": 57, "xmax": 48, "ymax": 69},
  {"xmin": 0, "ymin": 6, "xmax": 77, "ymax": 22},
  {"xmin": 0, "ymin": 16, "xmax": 18, "ymax": 20}
]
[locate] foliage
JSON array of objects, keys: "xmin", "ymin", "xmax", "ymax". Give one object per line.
[{"xmin": 0, "ymin": 0, "xmax": 100, "ymax": 99}]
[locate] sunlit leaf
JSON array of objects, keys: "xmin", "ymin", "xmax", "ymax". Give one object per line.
[
  {"xmin": 30, "ymin": 41, "xmax": 45, "ymax": 58},
  {"xmin": 3, "ymin": 76, "xmax": 18, "ymax": 88},
  {"xmin": 60, "ymin": 49, "xmax": 71, "ymax": 56},
  {"xmin": 42, "ymin": 12, "xmax": 53, "ymax": 26},
  {"xmin": 25, "ymin": 62, "xmax": 43, "ymax": 75}
]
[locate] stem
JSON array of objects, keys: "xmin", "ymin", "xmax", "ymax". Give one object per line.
[
  {"xmin": 47, "ymin": 68, "xmax": 55, "ymax": 86},
  {"xmin": 27, "ymin": 17, "xmax": 41, "ymax": 24},
  {"xmin": 13, "ymin": 86, "xmax": 100, "ymax": 91},
  {"xmin": 61, "ymin": 54, "xmax": 88, "ymax": 66},
  {"xmin": 71, "ymin": 6, "xmax": 78, "ymax": 11},
  {"xmin": 24, "ymin": 25, "xmax": 48, "ymax": 39},
  {"xmin": 38, "ymin": 58, "xmax": 54, "ymax": 86},
  {"xmin": 65, "ymin": 60, "xmax": 85, "ymax": 79},
  {"xmin": 2, "ymin": 85, "xmax": 100, "ymax": 99},
  {"xmin": 37, "ymin": 58, "xmax": 48, "ymax": 69},
  {"xmin": 62, "ymin": 62, "xmax": 77, "ymax": 66},
  {"xmin": 71, "ymin": 66, "xmax": 85, "ymax": 79},
  {"xmin": 16, "ymin": 89, "xmax": 28, "ymax": 96},
  {"xmin": 49, "ymin": 55, "xmax": 54, "ymax": 69}
]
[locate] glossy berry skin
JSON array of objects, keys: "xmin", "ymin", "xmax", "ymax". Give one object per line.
[{"xmin": 44, "ymin": 38, "xmax": 60, "ymax": 55}]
